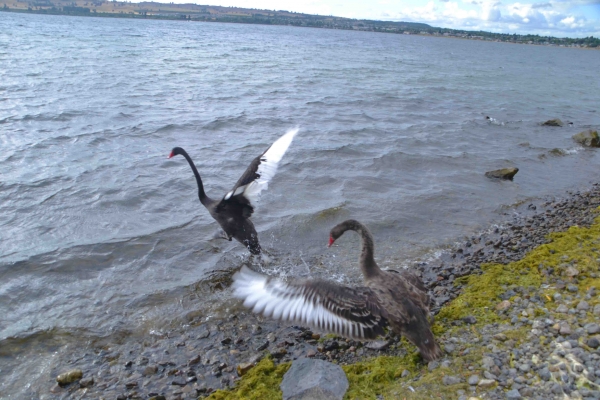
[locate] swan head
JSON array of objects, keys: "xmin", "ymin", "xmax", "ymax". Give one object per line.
[
  {"xmin": 168, "ymin": 147, "xmax": 185, "ymax": 159},
  {"xmin": 328, "ymin": 219, "xmax": 362, "ymax": 247}
]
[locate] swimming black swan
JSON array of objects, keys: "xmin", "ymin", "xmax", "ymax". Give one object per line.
[
  {"xmin": 169, "ymin": 128, "xmax": 298, "ymax": 255},
  {"xmin": 232, "ymin": 219, "xmax": 442, "ymax": 361}
]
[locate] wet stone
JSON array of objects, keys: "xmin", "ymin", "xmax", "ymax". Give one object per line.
[
  {"xmin": 56, "ymin": 369, "xmax": 83, "ymax": 386},
  {"xmin": 256, "ymin": 341, "xmax": 269, "ymax": 351},
  {"xmin": 142, "ymin": 365, "xmax": 158, "ymax": 376},
  {"xmin": 79, "ymin": 377, "xmax": 94, "ymax": 388}
]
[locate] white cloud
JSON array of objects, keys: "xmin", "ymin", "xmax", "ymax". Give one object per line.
[{"xmin": 375, "ymin": 0, "xmax": 600, "ymax": 37}]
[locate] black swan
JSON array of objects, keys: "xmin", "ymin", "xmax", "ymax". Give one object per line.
[
  {"xmin": 168, "ymin": 128, "xmax": 298, "ymax": 255},
  {"xmin": 232, "ymin": 219, "xmax": 442, "ymax": 361}
]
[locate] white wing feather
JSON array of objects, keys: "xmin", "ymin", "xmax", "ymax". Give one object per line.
[
  {"xmin": 241, "ymin": 127, "xmax": 298, "ymax": 204},
  {"xmin": 231, "ymin": 266, "xmax": 376, "ymax": 339}
]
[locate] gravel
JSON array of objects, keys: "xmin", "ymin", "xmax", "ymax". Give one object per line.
[{"xmin": 46, "ymin": 184, "xmax": 600, "ymax": 399}]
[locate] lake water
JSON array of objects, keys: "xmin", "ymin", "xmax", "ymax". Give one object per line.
[{"xmin": 1, "ymin": 11, "xmax": 599, "ymax": 397}]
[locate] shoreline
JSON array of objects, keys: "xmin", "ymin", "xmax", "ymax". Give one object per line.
[
  {"xmin": 37, "ymin": 182, "xmax": 600, "ymax": 399},
  {"xmin": 1, "ymin": 8, "xmax": 598, "ymax": 51}
]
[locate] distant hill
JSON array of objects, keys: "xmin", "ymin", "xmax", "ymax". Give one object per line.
[{"xmin": 1, "ymin": 0, "xmax": 598, "ymax": 48}]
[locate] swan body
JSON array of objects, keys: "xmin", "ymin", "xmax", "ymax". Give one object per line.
[
  {"xmin": 232, "ymin": 219, "xmax": 442, "ymax": 361},
  {"xmin": 169, "ymin": 128, "xmax": 298, "ymax": 255}
]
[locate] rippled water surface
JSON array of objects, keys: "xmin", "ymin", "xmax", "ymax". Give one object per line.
[{"xmin": 1, "ymin": 12, "xmax": 599, "ymax": 397}]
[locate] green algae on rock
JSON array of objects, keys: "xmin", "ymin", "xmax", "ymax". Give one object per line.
[
  {"xmin": 572, "ymin": 129, "xmax": 600, "ymax": 148},
  {"xmin": 207, "ymin": 357, "xmax": 290, "ymax": 400},
  {"xmin": 485, "ymin": 167, "xmax": 519, "ymax": 180},
  {"xmin": 56, "ymin": 369, "xmax": 83, "ymax": 386}
]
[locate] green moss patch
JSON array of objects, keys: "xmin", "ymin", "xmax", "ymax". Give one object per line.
[{"xmin": 206, "ymin": 357, "xmax": 290, "ymax": 400}]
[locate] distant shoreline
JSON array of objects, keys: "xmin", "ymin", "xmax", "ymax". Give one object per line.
[{"xmin": 1, "ymin": 3, "xmax": 598, "ymax": 50}]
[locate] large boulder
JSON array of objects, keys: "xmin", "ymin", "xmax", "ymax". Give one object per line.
[
  {"xmin": 485, "ymin": 167, "xmax": 519, "ymax": 180},
  {"xmin": 542, "ymin": 118, "xmax": 563, "ymax": 127},
  {"xmin": 280, "ymin": 358, "xmax": 348, "ymax": 400},
  {"xmin": 572, "ymin": 129, "xmax": 599, "ymax": 147}
]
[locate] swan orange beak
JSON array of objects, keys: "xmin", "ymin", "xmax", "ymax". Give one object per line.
[
  {"xmin": 328, "ymin": 236, "xmax": 335, "ymax": 248},
  {"xmin": 168, "ymin": 150, "xmax": 174, "ymax": 159}
]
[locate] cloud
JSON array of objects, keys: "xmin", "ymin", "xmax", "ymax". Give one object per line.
[
  {"xmin": 375, "ymin": 0, "xmax": 599, "ymax": 37},
  {"xmin": 531, "ymin": 2, "xmax": 553, "ymax": 8}
]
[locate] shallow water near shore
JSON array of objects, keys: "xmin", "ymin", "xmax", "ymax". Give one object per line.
[{"xmin": 1, "ymin": 12, "xmax": 600, "ymax": 397}]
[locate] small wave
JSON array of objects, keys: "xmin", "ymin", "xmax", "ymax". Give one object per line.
[{"xmin": 19, "ymin": 110, "xmax": 87, "ymax": 123}]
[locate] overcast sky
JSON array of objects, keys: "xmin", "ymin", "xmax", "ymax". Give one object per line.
[{"xmin": 177, "ymin": 0, "xmax": 600, "ymax": 38}]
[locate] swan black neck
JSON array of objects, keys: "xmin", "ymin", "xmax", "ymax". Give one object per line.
[
  {"xmin": 171, "ymin": 147, "xmax": 211, "ymax": 206},
  {"xmin": 332, "ymin": 219, "xmax": 381, "ymax": 279}
]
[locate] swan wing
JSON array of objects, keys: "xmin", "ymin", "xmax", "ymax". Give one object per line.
[
  {"xmin": 222, "ymin": 127, "xmax": 298, "ymax": 212},
  {"xmin": 232, "ymin": 266, "xmax": 386, "ymax": 339}
]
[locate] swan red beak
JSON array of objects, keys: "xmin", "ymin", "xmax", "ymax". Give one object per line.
[
  {"xmin": 328, "ymin": 236, "xmax": 335, "ymax": 248},
  {"xmin": 168, "ymin": 150, "xmax": 174, "ymax": 159}
]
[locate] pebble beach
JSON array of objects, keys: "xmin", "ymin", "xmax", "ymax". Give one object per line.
[{"xmin": 42, "ymin": 182, "xmax": 600, "ymax": 400}]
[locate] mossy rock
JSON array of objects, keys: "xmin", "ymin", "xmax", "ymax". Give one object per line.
[
  {"xmin": 542, "ymin": 118, "xmax": 563, "ymax": 127},
  {"xmin": 572, "ymin": 129, "xmax": 600, "ymax": 147},
  {"xmin": 56, "ymin": 369, "xmax": 83, "ymax": 386},
  {"xmin": 485, "ymin": 167, "xmax": 519, "ymax": 180},
  {"xmin": 549, "ymin": 148, "xmax": 567, "ymax": 156}
]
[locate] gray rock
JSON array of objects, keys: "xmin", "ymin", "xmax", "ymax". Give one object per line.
[
  {"xmin": 442, "ymin": 375, "xmax": 461, "ymax": 385},
  {"xmin": 365, "ymin": 340, "xmax": 390, "ymax": 351},
  {"xmin": 280, "ymin": 358, "xmax": 348, "ymax": 400},
  {"xmin": 585, "ymin": 323, "xmax": 600, "ymax": 334},
  {"xmin": 556, "ymin": 305, "xmax": 569, "ymax": 313},
  {"xmin": 593, "ymin": 304, "xmax": 600, "ymax": 316},
  {"xmin": 477, "ymin": 378, "xmax": 496, "ymax": 388},
  {"xmin": 560, "ymin": 324, "xmax": 572, "ymax": 335},
  {"xmin": 428, "ymin": 361, "xmax": 439, "ymax": 371},
  {"xmin": 468, "ymin": 375, "xmax": 479, "ymax": 385},
  {"xmin": 539, "ymin": 367, "xmax": 551, "ymax": 381},
  {"xmin": 482, "ymin": 356, "xmax": 495, "ymax": 369},
  {"xmin": 506, "ymin": 388, "xmax": 522, "ymax": 399},
  {"xmin": 519, "ymin": 363, "xmax": 531, "ymax": 373},
  {"xmin": 401, "ymin": 369, "xmax": 410, "ymax": 378},
  {"xmin": 573, "ymin": 129, "xmax": 600, "ymax": 147},
  {"xmin": 577, "ymin": 301, "xmax": 590, "ymax": 311},
  {"xmin": 142, "ymin": 365, "xmax": 158, "ymax": 376},
  {"xmin": 485, "ymin": 168, "xmax": 519, "ymax": 180},
  {"xmin": 587, "ymin": 337, "xmax": 600, "ymax": 349},
  {"xmin": 79, "ymin": 377, "xmax": 94, "ymax": 388},
  {"xmin": 484, "ymin": 371, "xmax": 497, "ymax": 380}
]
